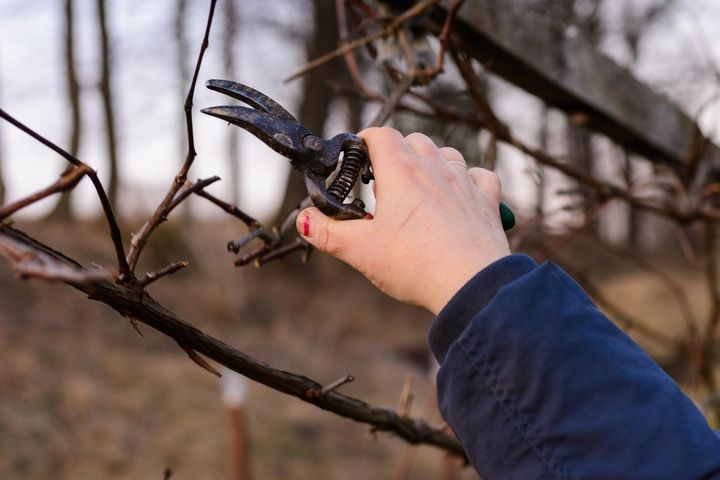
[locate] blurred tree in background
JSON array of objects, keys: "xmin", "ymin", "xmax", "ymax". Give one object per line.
[{"xmin": 51, "ymin": 0, "xmax": 82, "ymax": 220}]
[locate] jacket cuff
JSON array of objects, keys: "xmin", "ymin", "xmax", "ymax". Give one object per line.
[{"xmin": 428, "ymin": 254, "xmax": 537, "ymax": 363}]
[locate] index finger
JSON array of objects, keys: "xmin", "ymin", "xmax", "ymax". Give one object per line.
[{"xmin": 358, "ymin": 127, "xmax": 417, "ymax": 179}]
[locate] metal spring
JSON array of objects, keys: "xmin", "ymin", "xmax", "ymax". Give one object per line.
[{"xmin": 327, "ymin": 145, "xmax": 364, "ymax": 201}]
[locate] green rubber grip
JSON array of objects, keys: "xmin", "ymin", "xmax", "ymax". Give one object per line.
[{"xmin": 499, "ymin": 202, "xmax": 515, "ymax": 231}]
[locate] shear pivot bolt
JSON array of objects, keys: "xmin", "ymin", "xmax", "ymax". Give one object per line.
[{"xmin": 302, "ymin": 135, "xmax": 322, "ymax": 152}]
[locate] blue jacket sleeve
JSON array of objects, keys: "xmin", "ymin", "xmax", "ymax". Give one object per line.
[{"xmin": 428, "ymin": 254, "xmax": 720, "ymax": 480}]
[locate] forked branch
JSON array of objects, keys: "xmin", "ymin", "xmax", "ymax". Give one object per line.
[
  {"xmin": 126, "ymin": 0, "xmax": 218, "ymax": 272},
  {"xmin": 0, "ymin": 108, "xmax": 129, "ymax": 277}
]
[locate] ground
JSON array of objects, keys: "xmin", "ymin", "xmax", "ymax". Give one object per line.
[
  {"xmin": 0, "ymin": 219, "xmax": 712, "ymax": 479},
  {"xmin": 0, "ymin": 220, "xmax": 475, "ymax": 479}
]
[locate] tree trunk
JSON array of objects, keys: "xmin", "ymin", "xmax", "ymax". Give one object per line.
[
  {"xmin": 51, "ymin": 0, "xmax": 82, "ymax": 220},
  {"xmin": 276, "ymin": 0, "xmax": 340, "ymax": 218},
  {"xmin": 223, "ymin": 0, "xmax": 241, "ymax": 204},
  {"xmin": 96, "ymin": 0, "xmax": 120, "ymax": 212}
]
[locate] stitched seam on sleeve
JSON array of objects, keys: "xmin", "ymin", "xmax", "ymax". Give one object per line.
[{"xmin": 454, "ymin": 339, "xmax": 572, "ymax": 480}]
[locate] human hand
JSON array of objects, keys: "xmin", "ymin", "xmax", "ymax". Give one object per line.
[{"xmin": 296, "ymin": 127, "xmax": 511, "ymax": 315}]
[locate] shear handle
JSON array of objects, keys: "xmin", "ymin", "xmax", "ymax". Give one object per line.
[{"xmin": 304, "ymin": 174, "xmax": 367, "ymax": 220}]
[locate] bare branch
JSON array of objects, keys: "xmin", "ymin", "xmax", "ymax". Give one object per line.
[
  {"xmin": 320, "ymin": 374, "xmax": 355, "ymax": 395},
  {"xmin": 166, "ymin": 176, "xmax": 221, "ymax": 214},
  {"xmin": 0, "ymin": 165, "xmax": 91, "ymax": 221},
  {"xmin": 194, "ymin": 188, "xmax": 277, "ymax": 245},
  {"xmin": 126, "ymin": 0, "xmax": 218, "ymax": 272},
  {"xmin": 336, "ymin": 0, "xmax": 381, "ymax": 100},
  {"xmin": 139, "ymin": 260, "xmax": 189, "ymax": 287},
  {"xmin": 0, "ymin": 108, "xmax": 129, "ymax": 277},
  {"xmin": 284, "ymin": 0, "xmax": 439, "ymax": 83},
  {"xmin": 0, "ymin": 225, "xmax": 465, "ymax": 459},
  {"xmin": 369, "ymin": 72, "xmax": 415, "ymax": 127},
  {"xmin": 0, "ymin": 226, "xmax": 111, "ymax": 284},
  {"xmin": 199, "ymin": 190, "xmax": 314, "ymax": 268},
  {"xmin": 416, "ymin": 0, "xmax": 467, "ymax": 83},
  {"xmin": 253, "ymin": 237, "xmax": 310, "ymax": 267},
  {"xmin": 451, "ymin": 55, "xmax": 720, "ymax": 225},
  {"xmin": 306, "ymin": 374, "xmax": 356, "ymax": 397}
]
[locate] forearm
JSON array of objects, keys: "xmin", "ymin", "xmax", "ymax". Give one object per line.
[{"xmin": 431, "ymin": 255, "xmax": 720, "ymax": 479}]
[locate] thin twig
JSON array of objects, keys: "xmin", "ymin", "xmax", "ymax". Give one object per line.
[
  {"xmin": 0, "ymin": 165, "xmax": 91, "ymax": 221},
  {"xmin": 284, "ymin": 0, "xmax": 439, "ymax": 83},
  {"xmin": 196, "ymin": 189, "xmax": 313, "ymax": 267},
  {"xmin": 452, "ymin": 54, "xmax": 720, "ymax": 224},
  {"xmin": 417, "ymin": 0, "xmax": 467, "ymax": 82},
  {"xmin": 234, "ymin": 244, "xmax": 272, "ymax": 267},
  {"xmin": 126, "ymin": 0, "xmax": 218, "ymax": 272},
  {"xmin": 254, "ymin": 237, "xmax": 310, "ymax": 267},
  {"xmin": 321, "ymin": 374, "xmax": 355, "ymax": 395},
  {"xmin": 331, "ymin": 80, "xmax": 490, "ymax": 128},
  {"xmin": 452, "ymin": 51, "xmax": 506, "ymax": 141},
  {"xmin": 193, "ymin": 189, "xmax": 276, "ymax": 244},
  {"xmin": 140, "ymin": 260, "xmax": 189, "ymax": 287},
  {"xmin": 0, "ymin": 227, "xmax": 111, "ymax": 284},
  {"xmin": 308, "ymin": 374, "xmax": 357, "ymax": 397},
  {"xmin": 336, "ymin": 0, "xmax": 381, "ymax": 100},
  {"xmin": 194, "ymin": 189, "xmax": 256, "ymax": 224},
  {"xmin": 0, "ymin": 108, "xmax": 130, "ymax": 278},
  {"xmin": 369, "ymin": 73, "xmax": 415, "ymax": 127}
]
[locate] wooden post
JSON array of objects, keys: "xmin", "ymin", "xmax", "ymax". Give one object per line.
[{"xmin": 221, "ymin": 369, "xmax": 250, "ymax": 480}]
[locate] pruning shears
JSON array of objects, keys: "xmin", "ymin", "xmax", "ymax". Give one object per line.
[{"xmin": 201, "ymin": 80, "xmax": 515, "ymax": 229}]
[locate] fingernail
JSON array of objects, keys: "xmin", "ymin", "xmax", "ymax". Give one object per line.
[{"xmin": 300, "ymin": 213, "xmax": 310, "ymax": 237}]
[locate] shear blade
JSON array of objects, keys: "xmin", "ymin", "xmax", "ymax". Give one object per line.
[
  {"xmin": 206, "ymin": 79, "xmax": 297, "ymax": 122},
  {"xmin": 201, "ymin": 105, "xmax": 307, "ymax": 158}
]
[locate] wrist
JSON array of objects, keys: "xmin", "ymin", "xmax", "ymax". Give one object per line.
[
  {"xmin": 428, "ymin": 254, "xmax": 538, "ymax": 361},
  {"xmin": 427, "ymin": 249, "xmax": 511, "ymax": 315}
]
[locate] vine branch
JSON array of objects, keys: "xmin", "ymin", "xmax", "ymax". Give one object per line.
[{"xmin": 0, "ymin": 225, "xmax": 466, "ymax": 459}]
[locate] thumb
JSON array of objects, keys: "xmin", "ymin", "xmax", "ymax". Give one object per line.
[{"xmin": 296, "ymin": 206, "xmax": 368, "ymax": 263}]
